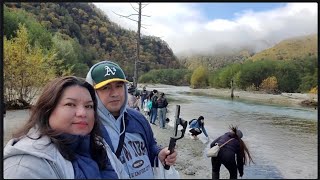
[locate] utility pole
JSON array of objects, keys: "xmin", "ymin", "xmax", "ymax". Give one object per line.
[{"xmin": 113, "ymin": 2, "xmax": 150, "ymax": 88}]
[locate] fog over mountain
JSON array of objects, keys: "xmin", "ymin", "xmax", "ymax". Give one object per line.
[{"xmin": 95, "ymin": 3, "xmax": 317, "ymax": 56}]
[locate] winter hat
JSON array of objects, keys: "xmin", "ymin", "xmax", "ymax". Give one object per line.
[
  {"xmin": 90, "ymin": 61, "xmax": 129, "ymax": 89},
  {"xmin": 198, "ymin": 116, "xmax": 204, "ymax": 120},
  {"xmin": 236, "ymin": 129, "xmax": 243, "ymax": 138}
]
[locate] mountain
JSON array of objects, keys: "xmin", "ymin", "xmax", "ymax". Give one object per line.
[
  {"xmin": 4, "ymin": 2, "xmax": 181, "ymax": 80},
  {"xmin": 249, "ymin": 34, "xmax": 318, "ymax": 61}
]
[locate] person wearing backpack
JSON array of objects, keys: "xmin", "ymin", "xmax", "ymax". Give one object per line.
[
  {"xmin": 150, "ymin": 89, "xmax": 158, "ymax": 125},
  {"xmin": 188, "ymin": 116, "xmax": 209, "ymax": 140},
  {"xmin": 156, "ymin": 92, "xmax": 168, "ymax": 129}
]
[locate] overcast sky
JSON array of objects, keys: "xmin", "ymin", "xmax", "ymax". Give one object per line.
[{"xmin": 93, "ymin": 3, "xmax": 317, "ymax": 56}]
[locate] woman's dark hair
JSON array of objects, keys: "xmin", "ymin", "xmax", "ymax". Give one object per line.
[
  {"xmin": 229, "ymin": 124, "xmax": 254, "ymax": 165},
  {"xmin": 13, "ymin": 76, "xmax": 107, "ymax": 170},
  {"xmin": 197, "ymin": 116, "xmax": 204, "ymax": 127}
]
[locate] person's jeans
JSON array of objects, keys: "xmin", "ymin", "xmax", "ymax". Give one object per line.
[
  {"xmin": 141, "ymin": 98, "xmax": 145, "ymax": 109},
  {"xmin": 150, "ymin": 108, "xmax": 158, "ymax": 124},
  {"xmin": 158, "ymin": 107, "xmax": 167, "ymax": 128}
]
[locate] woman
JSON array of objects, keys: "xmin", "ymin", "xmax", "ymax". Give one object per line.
[
  {"xmin": 189, "ymin": 115, "xmax": 209, "ymax": 140},
  {"xmin": 210, "ymin": 125, "xmax": 254, "ymax": 179},
  {"xmin": 3, "ymin": 76, "xmax": 128, "ymax": 179},
  {"xmin": 143, "ymin": 94, "xmax": 152, "ymax": 117}
]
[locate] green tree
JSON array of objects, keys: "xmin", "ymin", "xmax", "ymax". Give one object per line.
[
  {"xmin": 275, "ymin": 61, "xmax": 300, "ymax": 92},
  {"xmin": 4, "ymin": 5, "xmax": 53, "ymax": 50},
  {"xmin": 4, "ymin": 24, "xmax": 56, "ymax": 107}
]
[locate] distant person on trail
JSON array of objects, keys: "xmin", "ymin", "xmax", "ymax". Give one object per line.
[
  {"xmin": 143, "ymin": 94, "xmax": 152, "ymax": 117},
  {"xmin": 3, "ymin": 76, "xmax": 128, "ymax": 179},
  {"xmin": 140, "ymin": 86, "xmax": 148, "ymax": 110},
  {"xmin": 156, "ymin": 92, "xmax": 168, "ymax": 129},
  {"xmin": 188, "ymin": 115, "xmax": 209, "ymax": 140},
  {"xmin": 210, "ymin": 125, "xmax": 254, "ymax": 179},
  {"xmin": 150, "ymin": 89, "xmax": 159, "ymax": 125},
  {"xmin": 127, "ymin": 84, "xmax": 140, "ymax": 111}
]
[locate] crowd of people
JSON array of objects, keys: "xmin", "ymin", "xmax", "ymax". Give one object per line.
[{"xmin": 3, "ymin": 60, "xmax": 253, "ymax": 179}]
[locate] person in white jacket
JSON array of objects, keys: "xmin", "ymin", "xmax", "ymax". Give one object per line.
[{"xmin": 3, "ymin": 76, "xmax": 128, "ymax": 179}]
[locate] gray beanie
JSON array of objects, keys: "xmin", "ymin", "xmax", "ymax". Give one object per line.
[{"xmin": 236, "ymin": 130, "xmax": 243, "ymax": 138}]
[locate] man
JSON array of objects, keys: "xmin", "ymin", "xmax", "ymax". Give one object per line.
[
  {"xmin": 156, "ymin": 92, "xmax": 168, "ymax": 129},
  {"xmin": 86, "ymin": 60, "xmax": 177, "ymax": 179}
]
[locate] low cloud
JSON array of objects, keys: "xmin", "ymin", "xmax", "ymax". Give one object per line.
[{"xmin": 94, "ymin": 3, "xmax": 317, "ymax": 55}]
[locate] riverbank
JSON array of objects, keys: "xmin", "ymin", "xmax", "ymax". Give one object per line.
[
  {"xmin": 150, "ymin": 122, "xmax": 220, "ymax": 179},
  {"xmin": 139, "ymin": 84, "xmax": 318, "ymax": 108}
]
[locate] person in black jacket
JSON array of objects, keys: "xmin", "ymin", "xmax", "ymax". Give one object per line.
[
  {"xmin": 210, "ymin": 125, "xmax": 254, "ymax": 179},
  {"xmin": 156, "ymin": 92, "xmax": 168, "ymax": 129}
]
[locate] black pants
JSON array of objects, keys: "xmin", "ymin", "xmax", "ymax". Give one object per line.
[
  {"xmin": 211, "ymin": 150, "xmax": 238, "ymax": 179},
  {"xmin": 189, "ymin": 128, "xmax": 202, "ymax": 136}
]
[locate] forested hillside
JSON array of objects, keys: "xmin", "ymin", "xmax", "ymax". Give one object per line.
[
  {"xmin": 249, "ymin": 34, "xmax": 317, "ymax": 61},
  {"xmin": 4, "ymin": 2, "xmax": 181, "ymax": 80}
]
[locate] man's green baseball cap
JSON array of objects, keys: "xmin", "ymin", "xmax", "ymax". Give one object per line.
[{"xmin": 91, "ymin": 61, "xmax": 129, "ymax": 89}]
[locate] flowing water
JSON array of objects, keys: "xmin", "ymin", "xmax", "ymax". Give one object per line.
[{"xmin": 152, "ymin": 85, "xmax": 317, "ymax": 179}]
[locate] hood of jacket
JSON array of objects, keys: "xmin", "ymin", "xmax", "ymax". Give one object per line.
[
  {"xmin": 4, "ymin": 128, "xmax": 60, "ymax": 162},
  {"xmin": 3, "ymin": 127, "xmax": 74, "ymax": 178}
]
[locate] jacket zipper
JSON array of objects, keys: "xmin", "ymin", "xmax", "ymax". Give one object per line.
[{"xmin": 46, "ymin": 159, "xmax": 63, "ymax": 179}]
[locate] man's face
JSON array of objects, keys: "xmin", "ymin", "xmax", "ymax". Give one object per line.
[{"xmin": 96, "ymin": 81, "xmax": 126, "ymax": 116}]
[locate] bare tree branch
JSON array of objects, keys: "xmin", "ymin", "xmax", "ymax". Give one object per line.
[
  {"xmin": 141, "ymin": 3, "xmax": 149, "ymax": 9},
  {"xmin": 130, "ymin": 3, "xmax": 139, "ymax": 13},
  {"xmin": 112, "ymin": 11, "xmax": 139, "ymax": 22}
]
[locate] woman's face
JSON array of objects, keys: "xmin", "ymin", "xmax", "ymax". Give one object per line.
[{"xmin": 49, "ymin": 85, "xmax": 95, "ymax": 135}]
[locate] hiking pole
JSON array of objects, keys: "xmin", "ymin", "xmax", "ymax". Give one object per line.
[{"xmin": 164, "ymin": 105, "xmax": 187, "ymax": 170}]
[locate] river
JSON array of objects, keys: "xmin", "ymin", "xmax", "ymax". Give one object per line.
[{"xmin": 152, "ymin": 85, "xmax": 317, "ymax": 179}]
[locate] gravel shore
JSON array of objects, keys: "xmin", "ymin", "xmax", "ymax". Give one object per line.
[{"xmin": 150, "ymin": 121, "xmax": 229, "ymax": 179}]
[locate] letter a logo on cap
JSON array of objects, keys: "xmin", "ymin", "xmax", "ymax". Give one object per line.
[{"xmin": 104, "ymin": 66, "xmax": 116, "ymax": 76}]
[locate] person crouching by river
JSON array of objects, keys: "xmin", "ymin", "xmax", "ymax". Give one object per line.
[
  {"xmin": 3, "ymin": 76, "xmax": 128, "ymax": 179},
  {"xmin": 210, "ymin": 125, "xmax": 254, "ymax": 179},
  {"xmin": 189, "ymin": 115, "xmax": 209, "ymax": 141}
]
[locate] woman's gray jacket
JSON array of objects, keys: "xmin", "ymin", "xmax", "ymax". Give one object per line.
[{"xmin": 3, "ymin": 128, "xmax": 129, "ymax": 179}]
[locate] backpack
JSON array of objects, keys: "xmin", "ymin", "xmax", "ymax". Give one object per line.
[
  {"xmin": 147, "ymin": 100, "xmax": 153, "ymax": 110},
  {"xmin": 189, "ymin": 119, "xmax": 196, "ymax": 125}
]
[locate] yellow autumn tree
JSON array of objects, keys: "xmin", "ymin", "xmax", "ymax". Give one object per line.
[
  {"xmin": 190, "ymin": 66, "xmax": 208, "ymax": 89},
  {"xmin": 309, "ymin": 86, "xmax": 318, "ymax": 94},
  {"xmin": 260, "ymin": 76, "xmax": 278, "ymax": 94},
  {"xmin": 4, "ymin": 23, "xmax": 56, "ymax": 106}
]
